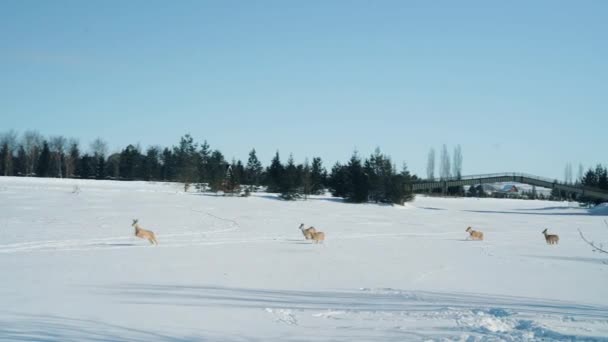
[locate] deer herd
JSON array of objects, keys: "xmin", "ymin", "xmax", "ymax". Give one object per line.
[
  {"xmin": 130, "ymin": 218, "xmax": 560, "ymax": 247},
  {"xmin": 464, "ymin": 226, "xmax": 559, "ymax": 245}
]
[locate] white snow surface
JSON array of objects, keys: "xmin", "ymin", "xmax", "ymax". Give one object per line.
[{"xmin": 1, "ymin": 176, "xmax": 607, "ymax": 341}]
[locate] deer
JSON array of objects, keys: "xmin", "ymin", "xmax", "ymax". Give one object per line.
[
  {"xmin": 299, "ymin": 223, "xmax": 317, "ymax": 240},
  {"xmin": 310, "ymin": 231, "xmax": 325, "ymax": 244},
  {"xmin": 542, "ymin": 228, "xmax": 559, "ymax": 245},
  {"xmin": 132, "ymin": 219, "xmax": 158, "ymax": 245},
  {"xmin": 465, "ymin": 226, "xmax": 484, "ymax": 241}
]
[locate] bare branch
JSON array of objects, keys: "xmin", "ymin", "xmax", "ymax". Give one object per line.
[{"xmin": 578, "ymin": 228, "xmax": 608, "ymax": 254}]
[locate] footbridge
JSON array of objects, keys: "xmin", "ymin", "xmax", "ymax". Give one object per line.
[{"xmin": 410, "ymin": 173, "xmax": 608, "ymax": 201}]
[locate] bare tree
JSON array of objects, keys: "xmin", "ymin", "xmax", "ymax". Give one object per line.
[
  {"xmin": 49, "ymin": 135, "xmax": 67, "ymax": 178},
  {"xmin": 22, "ymin": 130, "xmax": 43, "ymax": 176},
  {"xmin": 564, "ymin": 163, "xmax": 573, "ymax": 184},
  {"xmin": 0, "ymin": 130, "xmax": 18, "ymax": 176},
  {"xmin": 439, "ymin": 144, "xmax": 451, "ymax": 180},
  {"xmin": 426, "ymin": 148, "xmax": 435, "ymax": 180},
  {"xmin": 90, "ymin": 137, "xmax": 108, "ymax": 157},
  {"xmin": 452, "ymin": 145, "xmax": 463, "ymax": 179},
  {"xmin": 577, "ymin": 163, "xmax": 584, "ymax": 184},
  {"xmin": 578, "ymin": 221, "xmax": 608, "ymax": 255}
]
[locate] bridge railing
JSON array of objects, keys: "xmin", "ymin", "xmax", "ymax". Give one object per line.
[
  {"xmin": 413, "ymin": 172, "xmax": 608, "ymax": 194},
  {"xmin": 414, "ymin": 172, "xmax": 608, "ymax": 195},
  {"xmin": 414, "ymin": 172, "xmax": 559, "ymax": 184}
]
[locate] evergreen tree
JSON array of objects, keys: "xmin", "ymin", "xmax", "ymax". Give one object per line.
[
  {"xmin": 301, "ymin": 159, "xmax": 312, "ymax": 199},
  {"xmin": 207, "ymin": 150, "xmax": 227, "ymax": 192},
  {"xmin": 310, "ymin": 157, "xmax": 326, "ymax": 195},
  {"xmin": 391, "ymin": 163, "xmax": 414, "ymax": 204},
  {"xmin": 346, "ymin": 151, "xmax": 369, "ymax": 203},
  {"xmin": 142, "ymin": 146, "xmax": 161, "ymax": 181},
  {"xmin": 328, "ymin": 162, "xmax": 348, "ymax": 198},
  {"xmin": 36, "ymin": 141, "xmax": 51, "ymax": 177},
  {"xmin": 245, "ymin": 149, "xmax": 263, "ymax": 189},
  {"xmin": 364, "ymin": 148, "xmax": 393, "ymax": 203},
  {"xmin": 0, "ymin": 143, "xmax": 11, "ymax": 176},
  {"xmin": 95, "ymin": 155, "xmax": 106, "ymax": 179},
  {"xmin": 174, "ymin": 134, "xmax": 199, "ymax": 190},
  {"xmin": 119, "ymin": 145, "xmax": 142, "ymax": 180},
  {"xmin": 198, "ymin": 140, "xmax": 211, "ymax": 184},
  {"xmin": 596, "ymin": 165, "xmax": 607, "ymax": 190},
  {"xmin": 105, "ymin": 153, "xmax": 121, "ymax": 178},
  {"xmin": 224, "ymin": 159, "xmax": 242, "ymax": 194},
  {"xmin": 160, "ymin": 148, "xmax": 175, "ymax": 181},
  {"xmin": 234, "ymin": 160, "xmax": 245, "ymax": 185},
  {"xmin": 78, "ymin": 154, "xmax": 96, "ymax": 179},
  {"xmin": 15, "ymin": 146, "xmax": 27, "ymax": 176},
  {"xmin": 582, "ymin": 168, "xmax": 598, "ymax": 187},
  {"xmin": 265, "ymin": 151, "xmax": 284, "ymax": 193},
  {"xmin": 280, "ymin": 154, "xmax": 300, "ymax": 200}
]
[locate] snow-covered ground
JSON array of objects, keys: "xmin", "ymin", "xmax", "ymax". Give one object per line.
[{"xmin": 1, "ymin": 177, "xmax": 607, "ymax": 341}]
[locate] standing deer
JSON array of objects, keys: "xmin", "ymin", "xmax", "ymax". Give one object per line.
[
  {"xmin": 299, "ymin": 223, "xmax": 317, "ymax": 240},
  {"xmin": 542, "ymin": 228, "xmax": 559, "ymax": 245},
  {"xmin": 132, "ymin": 219, "xmax": 158, "ymax": 245},
  {"xmin": 465, "ymin": 226, "xmax": 484, "ymax": 241}
]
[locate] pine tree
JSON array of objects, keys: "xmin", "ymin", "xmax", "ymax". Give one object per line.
[
  {"xmin": 141, "ymin": 146, "xmax": 161, "ymax": 181},
  {"xmin": 223, "ymin": 159, "xmax": 243, "ymax": 194},
  {"xmin": 346, "ymin": 151, "xmax": 369, "ymax": 203},
  {"xmin": 280, "ymin": 154, "xmax": 300, "ymax": 200},
  {"xmin": 301, "ymin": 159, "xmax": 312, "ymax": 199},
  {"xmin": 0, "ymin": 143, "xmax": 11, "ymax": 176},
  {"xmin": 582, "ymin": 168, "xmax": 598, "ymax": 187},
  {"xmin": 310, "ymin": 157, "xmax": 326, "ymax": 195},
  {"xmin": 245, "ymin": 149, "xmax": 263, "ymax": 189},
  {"xmin": 96, "ymin": 155, "xmax": 106, "ymax": 179},
  {"xmin": 328, "ymin": 162, "xmax": 348, "ymax": 198},
  {"xmin": 119, "ymin": 145, "xmax": 141, "ymax": 180},
  {"xmin": 265, "ymin": 151, "xmax": 284, "ymax": 193},
  {"xmin": 207, "ymin": 150, "xmax": 227, "ymax": 192},
  {"xmin": 15, "ymin": 146, "xmax": 27, "ymax": 176},
  {"xmin": 198, "ymin": 140, "xmax": 211, "ymax": 185},
  {"xmin": 391, "ymin": 163, "xmax": 414, "ymax": 204},
  {"xmin": 174, "ymin": 134, "xmax": 199, "ymax": 190},
  {"xmin": 105, "ymin": 153, "xmax": 120, "ymax": 178},
  {"xmin": 36, "ymin": 142, "xmax": 51, "ymax": 177},
  {"xmin": 596, "ymin": 165, "xmax": 608, "ymax": 190},
  {"xmin": 160, "ymin": 148, "xmax": 174, "ymax": 181}
]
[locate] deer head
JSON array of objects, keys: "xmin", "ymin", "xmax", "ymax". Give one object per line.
[{"xmin": 132, "ymin": 219, "xmax": 139, "ymax": 227}]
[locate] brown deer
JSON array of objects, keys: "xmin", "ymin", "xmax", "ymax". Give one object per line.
[
  {"xmin": 299, "ymin": 223, "xmax": 317, "ymax": 240},
  {"xmin": 310, "ymin": 231, "xmax": 325, "ymax": 244},
  {"xmin": 465, "ymin": 226, "xmax": 484, "ymax": 241},
  {"xmin": 542, "ymin": 228, "xmax": 559, "ymax": 245},
  {"xmin": 132, "ymin": 219, "xmax": 158, "ymax": 245}
]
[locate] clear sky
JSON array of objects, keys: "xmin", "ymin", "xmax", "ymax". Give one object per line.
[{"xmin": 1, "ymin": 0, "xmax": 606, "ymax": 179}]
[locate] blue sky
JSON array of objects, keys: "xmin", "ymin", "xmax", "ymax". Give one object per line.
[{"xmin": 1, "ymin": 0, "xmax": 606, "ymax": 179}]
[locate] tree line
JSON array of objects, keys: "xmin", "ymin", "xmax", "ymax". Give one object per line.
[{"xmin": 0, "ymin": 130, "xmax": 415, "ymax": 205}]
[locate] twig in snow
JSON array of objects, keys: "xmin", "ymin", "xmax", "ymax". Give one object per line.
[
  {"xmin": 190, "ymin": 208, "xmax": 240, "ymax": 229},
  {"xmin": 578, "ymin": 228, "xmax": 608, "ymax": 255}
]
